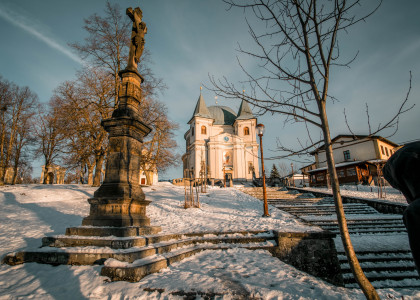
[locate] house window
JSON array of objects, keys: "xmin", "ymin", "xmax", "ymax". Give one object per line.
[
  {"xmin": 244, "ymin": 127, "xmax": 250, "ymax": 135},
  {"xmin": 201, "ymin": 125, "xmax": 206, "ymax": 135},
  {"xmin": 343, "ymin": 150, "xmax": 351, "ymax": 161},
  {"xmin": 385, "ymin": 147, "xmax": 389, "ymax": 156},
  {"xmin": 381, "ymin": 145, "xmax": 385, "ymax": 155},
  {"xmin": 337, "ymin": 169, "xmax": 345, "ymax": 177},
  {"xmin": 317, "ymin": 174, "xmax": 325, "ymax": 181},
  {"xmin": 347, "ymin": 168, "xmax": 356, "ymax": 176}
]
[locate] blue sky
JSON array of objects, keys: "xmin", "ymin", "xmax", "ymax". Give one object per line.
[{"xmin": 0, "ymin": 0, "xmax": 419, "ymax": 180}]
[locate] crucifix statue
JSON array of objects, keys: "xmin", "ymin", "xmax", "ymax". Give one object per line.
[{"xmin": 126, "ymin": 7, "xmax": 147, "ymax": 71}]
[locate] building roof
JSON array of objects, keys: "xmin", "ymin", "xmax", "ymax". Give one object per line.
[
  {"xmin": 235, "ymin": 99, "xmax": 255, "ymax": 120},
  {"xmin": 208, "ymin": 105, "xmax": 237, "ymax": 125},
  {"xmin": 188, "ymin": 93, "xmax": 255, "ymax": 125},
  {"xmin": 309, "ymin": 135, "xmax": 400, "ymax": 155},
  {"xmin": 188, "ymin": 93, "xmax": 213, "ymax": 123},
  {"xmin": 307, "ymin": 159, "xmax": 387, "ymax": 173}
]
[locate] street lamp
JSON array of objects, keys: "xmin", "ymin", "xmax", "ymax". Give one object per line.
[
  {"xmin": 256, "ymin": 123, "xmax": 270, "ymax": 217},
  {"xmin": 291, "ymin": 163, "xmax": 295, "ymax": 187}
]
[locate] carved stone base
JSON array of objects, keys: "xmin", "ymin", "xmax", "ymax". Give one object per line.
[
  {"xmin": 66, "ymin": 226, "xmax": 161, "ymax": 237},
  {"xmin": 82, "ymin": 197, "xmax": 152, "ymax": 227}
]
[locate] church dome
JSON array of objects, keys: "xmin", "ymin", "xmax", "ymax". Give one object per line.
[{"xmin": 208, "ymin": 106, "xmax": 237, "ymax": 125}]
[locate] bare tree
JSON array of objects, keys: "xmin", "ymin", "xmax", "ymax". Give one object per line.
[
  {"xmin": 0, "ymin": 79, "xmax": 38, "ymax": 185},
  {"xmin": 0, "ymin": 76, "xmax": 13, "ymax": 184},
  {"xmin": 11, "ymin": 113, "xmax": 37, "ymax": 184},
  {"xmin": 74, "ymin": 67, "xmax": 113, "ymax": 186},
  {"xmin": 52, "ymin": 68, "xmax": 113, "ymax": 187},
  {"xmin": 277, "ymin": 162, "xmax": 290, "ymax": 178},
  {"xmin": 139, "ymin": 98, "xmax": 180, "ymax": 185},
  {"xmin": 69, "ymin": 1, "xmax": 166, "ymax": 106},
  {"xmin": 210, "ymin": 1, "xmax": 413, "ymax": 298},
  {"xmin": 35, "ymin": 99, "xmax": 67, "ymax": 184}
]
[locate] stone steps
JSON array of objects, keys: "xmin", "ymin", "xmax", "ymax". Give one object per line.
[
  {"xmin": 101, "ymin": 243, "xmax": 275, "ymax": 282},
  {"xmin": 3, "ymin": 231, "xmax": 275, "ymax": 266},
  {"xmin": 4, "ymin": 228, "xmax": 343, "ymax": 285},
  {"xmin": 339, "ymin": 248, "xmax": 420, "ymax": 289},
  {"xmin": 239, "ymin": 187, "xmax": 420, "ymax": 289},
  {"xmin": 42, "ymin": 230, "xmax": 269, "ymax": 249}
]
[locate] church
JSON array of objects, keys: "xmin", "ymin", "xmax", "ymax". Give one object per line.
[{"xmin": 182, "ymin": 92, "xmax": 260, "ymax": 184}]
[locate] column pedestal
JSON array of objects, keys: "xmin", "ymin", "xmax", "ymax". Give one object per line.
[{"xmin": 80, "ymin": 69, "xmax": 161, "ymax": 234}]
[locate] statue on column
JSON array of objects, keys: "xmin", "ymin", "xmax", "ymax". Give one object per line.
[{"xmin": 126, "ymin": 7, "xmax": 147, "ymax": 72}]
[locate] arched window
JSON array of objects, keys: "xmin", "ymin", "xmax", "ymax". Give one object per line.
[
  {"xmin": 244, "ymin": 127, "xmax": 250, "ymax": 135},
  {"xmin": 201, "ymin": 125, "xmax": 207, "ymax": 134}
]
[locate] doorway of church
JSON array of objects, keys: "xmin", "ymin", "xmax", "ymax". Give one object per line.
[{"xmin": 225, "ymin": 173, "xmax": 233, "ymax": 187}]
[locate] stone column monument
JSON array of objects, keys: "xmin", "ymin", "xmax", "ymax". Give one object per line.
[{"xmin": 72, "ymin": 6, "xmax": 160, "ymax": 236}]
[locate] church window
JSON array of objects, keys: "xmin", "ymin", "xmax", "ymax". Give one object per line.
[
  {"xmin": 191, "ymin": 127, "xmax": 194, "ymax": 136},
  {"xmin": 244, "ymin": 127, "xmax": 250, "ymax": 135},
  {"xmin": 201, "ymin": 126, "xmax": 207, "ymax": 134}
]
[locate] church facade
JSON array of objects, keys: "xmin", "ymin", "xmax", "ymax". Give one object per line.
[{"xmin": 182, "ymin": 93, "xmax": 260, "ymax": 183}]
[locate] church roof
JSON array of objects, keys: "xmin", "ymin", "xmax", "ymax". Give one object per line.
[
  {"xmin": 208, "ymin": 106, "xmax": 237, "ymax": 125},
  {"xmin": 190, "ymin": 93, "xmax": 212, "ymax": 120},
  {"xmin": 188, "ymin": 93, "xmax": 255, "ymax": 125},
  {"xmin": 236, "ymin": 99, "xmax": 255, "ymax": 120}
]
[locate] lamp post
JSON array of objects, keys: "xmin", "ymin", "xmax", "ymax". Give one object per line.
[
  {"xmin": 256, "ymin": 123, "xmax": 270, "ymax": 217},
  {"xmin": 291, "ymin": 163, "xmax": 295, "ymax": 187}
]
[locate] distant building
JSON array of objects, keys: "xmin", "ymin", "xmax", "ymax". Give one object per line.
[
  {"xmin": 182, "ymin": 92, "xmax": 260, "ymax": 184},
  {"xmin": 307, "ymin": 135, "xmax": 400, "ymax": 187},
  {"xmin": 139, "ymin": 150, "xmax": 159, "ymax": 186},
  {"xmin": 281, "ymin": 173, "xmax": 309, "ymax": 187},
  {"xmin": 40, "ymin": 165, "xmax": 66, "ymax": 184},
  {"xmin": 139, "ymin": 169, "xmax": 158, "ymax": 185}
]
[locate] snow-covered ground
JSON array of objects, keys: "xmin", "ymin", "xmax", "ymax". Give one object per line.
[
  {"xmin": 0, "ymin": 183, "xmax": 418, "ymax": 299},
  {"xmin": 302, "ymin": 184, "xmax": 407, "ymax": 205}
]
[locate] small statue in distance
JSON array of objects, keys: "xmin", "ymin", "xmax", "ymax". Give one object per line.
[{"xmin": 126, "ymin": 7, "xmax": 147, "ymax": 72}]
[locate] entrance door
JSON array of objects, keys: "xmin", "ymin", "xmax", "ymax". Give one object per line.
[{"xmin": 225, "ymin": 173, "xmax": 233, "ymax": 187}]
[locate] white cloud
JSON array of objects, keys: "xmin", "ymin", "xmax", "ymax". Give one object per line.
[{"xmin": 0, "ymin": 4, "xmax": 83, "ymax": 64}]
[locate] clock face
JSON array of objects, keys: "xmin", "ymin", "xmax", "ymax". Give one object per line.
[{"xmin": 224, "ymin": 136, "xmax": 229, "ymax": 142}]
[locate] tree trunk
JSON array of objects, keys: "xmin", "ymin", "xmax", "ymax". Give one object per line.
[
  {"xmin": 318, "ymin": 101, "xmax": 379, "ymax": 300},
  {"xmin": 92, "ymin": 150, "xmax": 104, "ymax": 187},
  {"xmin": 79, "ymin": 165, "xmax": 86, "ymax": 184},
  {"xmin": 12, "ymin": 164, "xmax": 18, "ymax": 185},
  {"xmin": 145, "ymin": 170, "xmax": 153, "ymax": 186},
  {"xmin": 0, "ymin": 134, "xmax": 14, "ymax": 184},
  {"xmin": 11, "ymin": 150, "xmax": 21, "ymax": 185},
  {"xmin": 42, "ymin": 164, "xmax": 50, "ymax": 184},
  {"xmin": 87, "ymin": 163, "xmax": 95, "ymax": 186}
]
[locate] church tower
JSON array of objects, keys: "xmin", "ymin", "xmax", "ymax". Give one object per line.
[
  {"xmin": 234, "ymin": 99, "xmax": 258, "ymax": 180},
  {"xmin": 185, "ymin": 91, "xmax": 214, "ymax": 179}
]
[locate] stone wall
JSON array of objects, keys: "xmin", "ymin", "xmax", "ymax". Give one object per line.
[
  {"xmin": 271, "ymin": 231, "xmax": 343, "ymax": 286},
  {"xmin": 288, "ymin": 187, "xmax": 406, "ymax": 215}
]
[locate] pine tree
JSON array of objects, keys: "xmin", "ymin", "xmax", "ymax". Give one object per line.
[{"xmin": 270, "ymin": 164, "xmax": 280, "ymax": 179}]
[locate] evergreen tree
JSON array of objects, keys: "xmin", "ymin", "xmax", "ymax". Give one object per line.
[{"xmin": 270, "ymin": 164, "xmax": 280, "ymax": 179}]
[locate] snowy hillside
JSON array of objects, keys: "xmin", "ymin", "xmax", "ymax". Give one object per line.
[{"xmin": 0, "ymin": 183, "xmax": 418, "ymax": 299}]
